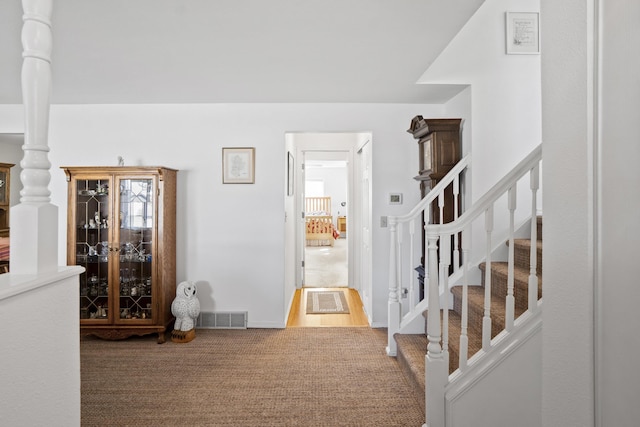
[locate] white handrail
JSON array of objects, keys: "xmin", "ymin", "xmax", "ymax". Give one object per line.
[
  {"xmin": 393, "ymin": 154, "xmax": 472, "ymax": 223},
  {"xmin": 430, "ymin": 144, "xmax": 541, "ymax": 236}
]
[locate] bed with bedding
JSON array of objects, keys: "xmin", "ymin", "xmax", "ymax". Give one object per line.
[{"xmin": 305, "ymin": 196, "xmax": 339, "ymax": 246}]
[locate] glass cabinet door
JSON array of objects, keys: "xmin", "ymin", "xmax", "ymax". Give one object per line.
[
  {"xmin": 116, "ymin": 177, "xmax": 155, "ymax": 322},
  {"xmin": 75, "ymin": 177, "xmax": 111, "ymax": 321}
]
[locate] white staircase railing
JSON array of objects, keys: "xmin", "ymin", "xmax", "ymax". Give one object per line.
[
  {"xmin": 386, "ymin": 154, "xmax": 471, "ymax": 356},
  {"xmin": 387, "ymin": 144, "xmax": 542, "ymax": 427}
]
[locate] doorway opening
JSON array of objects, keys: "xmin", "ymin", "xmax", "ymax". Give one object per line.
[
  {"xmin": 284, "ymin": 131, "xmax": 373, "ymax": 327},
  {"xmin": 303, "ymin": 154, "xmax": 348, "ymax": 288}
]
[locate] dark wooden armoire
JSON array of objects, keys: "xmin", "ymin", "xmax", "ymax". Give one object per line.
[{"xmin": 407, "ymin": 116, "xmax": 462, "ymax": 300}]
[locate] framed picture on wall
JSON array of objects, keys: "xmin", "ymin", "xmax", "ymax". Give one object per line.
[
  {"xmin": 287, "ymin": 152, "xmax": 294, "ymax": 196},
  {"xmin": 506, "ymin": 12, "xmax": 540, "ymax": 54},
  {"xmin": 222, "ymin": 147, "xmax": 255, "ymax": 184}
]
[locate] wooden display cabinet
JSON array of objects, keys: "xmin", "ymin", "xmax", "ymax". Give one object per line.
[
  {"xmin": 62, "ymin": 166, "xmax": 177, "ymax": 343},
  {"xmin": 0, "ymin": 162, "xmax": 14, "ymax": 238}
]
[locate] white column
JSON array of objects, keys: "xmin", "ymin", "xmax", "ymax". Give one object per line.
[
  {"xmin": 11, "ymin": 0, "xmax": 58, "ymax": 274},
  {"xmin": 425, "ymin": 230, "xmax": 446, "ymax": 427},
  {"xmin": 386, "ymin": 217, "xmax": 400, "ymax": 356}
]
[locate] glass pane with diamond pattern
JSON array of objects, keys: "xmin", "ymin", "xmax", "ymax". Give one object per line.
[
  {"xmin": 118, "ymin": 178, "xmax": 154, "ymax": 321},
  {"xmin": 76, "ymin": 178, "xmax": 111, "ymax": 320}
]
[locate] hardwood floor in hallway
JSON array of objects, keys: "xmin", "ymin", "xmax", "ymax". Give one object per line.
[{"xmin": 287, "ymin": 287, "xmax": 370, "ymax": 327}]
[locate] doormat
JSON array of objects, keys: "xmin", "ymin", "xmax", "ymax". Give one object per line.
[{"xmin": 306, "ymin": 291, "xmax": 350, "ymax": 314}]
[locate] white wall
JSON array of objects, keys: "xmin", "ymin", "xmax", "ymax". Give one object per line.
[
  {"xmin": 597, "ymin": 2, "xmax": 640, "ymax": 425},
  {"xmin": 420, "ymin": 0, "xmax": 541, "ymax": 266},
  {"xmin": 1, "ymin": 102, "xmax": 442, "ymax": 327},
  {"xmin": 420, "ymin": 0, "xmax": 541, "ymax": 198},
  {"xmin": 542, "ymin": 0, "xmax": 640, "ymax": 426},
  {"xmin": 0, "ymin": 268, "xmax": 83, "ymax": 426},
  {"xmin": 283, "ymin": 134, "xmax": 296, "ymax": 322},
  {"xmin": 541, "ymin": 1, "xmax": 595, "ymax": 426}
]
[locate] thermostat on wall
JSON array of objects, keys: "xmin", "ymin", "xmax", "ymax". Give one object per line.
[{"xmin": 389, "ymin": 193, "xmax": 403, "ymax": 205}]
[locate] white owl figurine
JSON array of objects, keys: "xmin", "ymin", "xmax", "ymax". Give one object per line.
[{"xmin": 171, "ymin": 281, "xmax": 201, "ymax": 332}]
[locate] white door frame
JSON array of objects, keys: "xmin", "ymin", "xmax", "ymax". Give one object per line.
[
  {"xmin": 355, "ymin": 137, "xmax": 373, "ymax": 321},
  {"xmin": 288, "ymin": 132, "xmax": 371, "ymax": 298}
]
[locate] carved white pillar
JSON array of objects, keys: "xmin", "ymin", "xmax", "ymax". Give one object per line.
[
  {"xmin": 386, "ymin": 217, "xmax": 400, "ymax": 356},
  {"xmin": 425, "ymin": 230, "xmax": 446, "ymax": 427},
  {"xmin": 10, "ymin": 0, "xmax": 58, "ymax": 274}
]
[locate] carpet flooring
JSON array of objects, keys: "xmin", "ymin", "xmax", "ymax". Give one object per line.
[
  {"xmin": 81, "ymin": 328, "xmax": 424, "ymax": 426},
  {"xmin": 304, "ymin": 238, "xmax": 348, "ymax": 287}
]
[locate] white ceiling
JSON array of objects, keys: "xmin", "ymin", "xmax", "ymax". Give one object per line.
[{"xmin": 0, "ymin": 0, "xmax": 483, "ymax": 104}]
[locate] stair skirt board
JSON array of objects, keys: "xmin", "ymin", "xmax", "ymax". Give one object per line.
[
  {"xmin": 197, "ymin": 311, "xmax": 248, "ymax": 329},
  {"xmin": 445, "ymin": 309, "xmax": 542, "ymax": 427}
]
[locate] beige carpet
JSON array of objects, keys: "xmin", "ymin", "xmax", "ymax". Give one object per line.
[
  {"xmin": 81, "ymin": 328, "xmax": 424, "ymax": 426},
  {"xmin": 305, "ymin": 237, "xmax": 348, "ymax": 287},
  {"xmin": 306, "ymin": 290, "xmax": 350, "ymax": 314}
]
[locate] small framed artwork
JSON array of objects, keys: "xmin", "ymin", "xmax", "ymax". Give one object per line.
[
  {"xmin": 222, "ymin": 147, "xmax": 255, "ymax": 184},
  {"xmin": 287, "ymin": 152, "xmax": 294, "ymax": 196},
  {"xmin": 505, "ymin": 12, "xmax": 540, "ymax": 54},
  {"xmin": 389, "ymin": 193, "xmax": 403, "ymax": 205}
]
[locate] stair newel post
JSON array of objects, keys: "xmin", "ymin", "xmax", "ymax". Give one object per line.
[
  {"xmin": 425, "ymin": 227, "xmax": 446, "ymax": 427},
  {"xmin": 528, "ymin": 164, "xmax": 540, "ymax": 312},
  {"xmin": 397, "ymin": 221, "xmax": 404, "ymax": 301},
  {"xmin": 452, "ymin": 175, "xmax": 461, "ymax": 272},
  {"xmin": 506, "ymin": 185, "xmax": 517, "ymax": 331},
  {"xmin": 386, "ymin": 216, "xmax": 400, "ymax": 356},
  {"xmin": 482, "ymin": 205, "xmax": 494, "ymax": 352},
  {"xmin": 12, "ymin": 0, "xmax": 58, "ymax": 274},
  {"xmin": 409, "ymin": 219, "xmax": 416, "ymax": 308},
  {"xmin": 439, "ymin": 232, "xmax": 451, "ymax": 374},
  {"xmin": 459, "ymin": 226, "xmax": 471, "ymax": 371}
]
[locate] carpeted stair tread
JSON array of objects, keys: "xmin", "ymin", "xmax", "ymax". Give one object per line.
[
  {"xmin": 510, "ymin": 238, "xmax": 543, "ymax": 276},
  {"xmin": 512, "ymin": 238, "xmax": 543, "ymax": 250},
  {"xmin": 394, "ymin": 333, "xmax": 427, "ymax": 410},
  {"xmin": 442, "ymin": 309, "xmax": 483, "ymax": 374},
  {"xmin": 450, "ymin": 285, "xmax": 529, "ymax": 340},
  {"xmin": 537, "ymin": 216, "xmax": 543, "ymax": 241},
  {"xmin": 420, "ymin": 309, "xmax": 483, "ymax": 374},
  {"xmin": 479, "ymin": 261, "xmax": 542, "ymax": 308}
]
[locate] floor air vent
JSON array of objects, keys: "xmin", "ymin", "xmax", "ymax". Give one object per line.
[{"xmin": 197, "ymin": 311, "xmax": 248, "ymax": 329}]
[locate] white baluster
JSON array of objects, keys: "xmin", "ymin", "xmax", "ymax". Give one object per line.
[
  {"xmin": 458, "ymin": 226, "xmax": 471, "ymax": 371},
  {"xmin": 438, "ymin": 191, "xmax": 445, "ymax": 225},
  {"xmin": 423, "ymin": 207, "xmax": 430, "ymax": 303},
  {"xmin": 440, "ymin": 233, "xmax": 451, "ymax": 374},
  {"xmin": 528, "ymin": 164, "xmax": 540, "ymax": 312},
  {"xmin": 482, "ymin": 206, "xmax": 493, "ymax": 351},
  {"xmin": 425, "ymin": 230, "xmax": 446, "ymax": 427},
  {"xmin": 409, "ymin": 219, "xmax": 416, "ymax": 308},
  {"xmin": 386, "ymin": 217, "xmax": 400, "ymax": 356},
  {"xmin": 453, "ymin": 176, "xmax": 460, "ymax": 271},
  {"xmin": 506, "ymin": 186, "xmax": 517, "ymax": 331},
  {"xmin": 11, "ymin": 0, "xmax": 58, "ymax": 274},
  {"xmin": 397, "ymin": 221, "xmax": 404, "ymax": 310}
]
